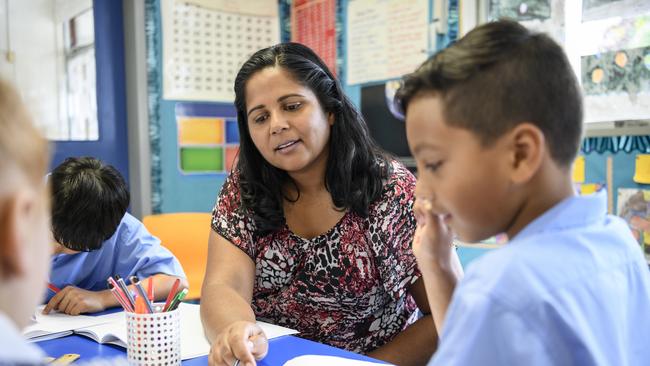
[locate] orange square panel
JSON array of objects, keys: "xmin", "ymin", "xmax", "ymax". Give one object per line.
[{"xmin": 178, "ymin": 117, "xmax": 224, "ymax": 145}]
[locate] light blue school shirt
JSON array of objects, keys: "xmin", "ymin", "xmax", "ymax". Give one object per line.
[
  {"xmin": 430, "ymin": 191, "xmax": 650, "ymax": 365},
  {"xmin": 47, "ymin": 213, "xmax": 186, "ymax": 302},
  {"xmin": 0, "ymin": 312, "xmax": 44, "ymax": 363}
]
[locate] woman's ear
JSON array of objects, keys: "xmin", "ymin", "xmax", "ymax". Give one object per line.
[
  {"xmin": 506, "ymin": 123, "xmax": 545, "ymax": 184},
  {"xmin": 0, "ymin": 190, "xmax": 32, "ymax": 279},
  {"xmin": 328, "ymin": 112, "xmax": 335, "ymax": 126}
]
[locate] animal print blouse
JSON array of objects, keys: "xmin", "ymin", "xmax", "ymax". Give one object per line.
[{"xmin": 211, "ymin": 161, "xmax": 421, "ymax": 353}]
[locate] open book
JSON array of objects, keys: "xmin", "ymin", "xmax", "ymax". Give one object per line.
[
  {"xmin": 23, "ymin": 305, "xmax": 115, "ymax": 342},
  {"xmin": 27, "ymin": 303, "xmax": 298, "ymax": 360}
]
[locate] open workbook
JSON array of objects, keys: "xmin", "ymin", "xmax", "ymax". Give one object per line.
[{"xmin": 25, "ymin": 303, "xmax": 298, "ymax": 360}]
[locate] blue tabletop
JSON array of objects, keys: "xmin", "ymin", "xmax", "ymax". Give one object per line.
[{"xmin": 36, "ymin": 334, "xmax": 384, "ymax": 365}]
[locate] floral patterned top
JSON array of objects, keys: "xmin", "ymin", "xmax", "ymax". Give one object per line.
[{"xmin": 211, "ymin": 160, "xmax": 420, "ymax": 353}]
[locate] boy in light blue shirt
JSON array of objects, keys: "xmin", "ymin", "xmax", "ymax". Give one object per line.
[
  {"xmin": 44, "ymin": 157, "xmax": 187, "ymax": 315},
  {"xmin": 397, "ymin": 20, "xmax": 650, "ymax": 365}
]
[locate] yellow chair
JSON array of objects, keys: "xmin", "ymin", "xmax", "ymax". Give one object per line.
[{"xmin": 143, "ymin": 212, "xmax": 212, "ymax": 300}]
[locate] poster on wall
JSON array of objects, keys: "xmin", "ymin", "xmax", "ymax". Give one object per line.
[
  {"xmin": 582, "ymin": 0, "xmax": 650, "ymax": 22},
  {"xmin": 577, "ymin": 14, "xmax": 650, "ymax": 123},
  {"xmin": 617, "ymin": 188, "xmax": 650, "ymax": 261},
  {"xmin": 346, "ymin": 0, "xmax": 428, "ymax": 85},
  {"xmin": 175, "ymin": 102, "xmax": 239, "ymax": 175},
  {"xmin": 291, "ymin": 0, "xmax": 337, "ymax": 74},
  {"xmin": 488, "ymin": 0, "xmax": 565, "ymax": 44},
  {"xmin": 161, "ymin": 0, "xmax": 280, "ymax": 102}
]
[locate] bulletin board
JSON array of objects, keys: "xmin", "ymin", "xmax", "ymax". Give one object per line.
[{"xmin": 161, "ymin": 0, "xmax": 280, "ymax": 102}]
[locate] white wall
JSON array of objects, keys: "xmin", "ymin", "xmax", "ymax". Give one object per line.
[{"xmin": 0, "ymin": 0, "xmax": 63, "ymax": 139}]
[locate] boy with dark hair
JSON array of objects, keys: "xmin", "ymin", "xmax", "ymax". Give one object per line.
[
  {"xmin": 398, "ymin": 19, "xmax": 650, "ymax": 364},
  {"xmin": 44, "ymin": 157, "xmax": 187, "ymax": 315}
]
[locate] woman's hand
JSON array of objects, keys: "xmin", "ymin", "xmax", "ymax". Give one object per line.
[{"xmin": 208, "ymin": 321, "xmax": 268, "ymax": 366}]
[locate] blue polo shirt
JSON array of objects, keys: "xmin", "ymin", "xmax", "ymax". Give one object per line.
[
  {"xmin": 430, "ymin": 191, "xmax": 650, "ymax": 365},
  {"xmin": 47, "ymin": 213, "xmax": 186, "ymax": 301}
]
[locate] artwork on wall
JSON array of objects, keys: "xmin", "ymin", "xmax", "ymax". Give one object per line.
[
  {"xmin": 161, "ymin": 0, "xmax": 280, "ymax": 102},
  {"xmin": 175, "ymin": 102, "xmax": 239, "ymax": 175},
  {"xmin": 617, "ymin": 188, "xmax": 650, "ymax": 261},
  {"xmin": 582, "ymin": 0, "xmax": 650, "ymax": 22},
  {"xmin": 488, "ymin": 0, "xmax": 564, "ymax": 44},
  {"xmin": 577, "ymin": 14, "xmax": 650, "ymax": 122},
  {"xmin": 291, "ymin": 0, "xmax": 337, "ymax": 74},
  {"xmin": 346, "ymin": 0, "xmax": 428, "ymax": 84}
]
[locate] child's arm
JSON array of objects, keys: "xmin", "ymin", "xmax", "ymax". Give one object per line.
[
  {"xmin": 42, "ymin": 274, "xmax": 188, "ymax": 315},
  {"xmin": 413, "ymin": 198, "xmax": 464, "ymax": 335}
]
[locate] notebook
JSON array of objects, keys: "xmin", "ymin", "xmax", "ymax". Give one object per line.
[
  {"xmin": 30, "ymin": 303, "xmax": 299, "ymax": 361},
  {"xmin": 23, "ymin": 305, "xmax": 116, "ymax": 342}
]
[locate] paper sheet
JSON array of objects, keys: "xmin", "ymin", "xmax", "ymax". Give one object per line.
[
  {"xmin": 72, "ymin": 303, "xmax": 298, "ymax": 361},
  {"xmin": 24, "ymin": 305, "xmax": 114, "ymax": 340},
  {"xmin": 283, "ymin": 355, "xmax": 391, "ymax": 366}
]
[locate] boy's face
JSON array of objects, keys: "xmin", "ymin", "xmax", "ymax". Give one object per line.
[
  {"xmin": 406, "ymin": 93, "xmax": 515, "ymax": 243},
  {"xmin": 0, "ymin": 178, "xmax": 51, "ymax": 328}
]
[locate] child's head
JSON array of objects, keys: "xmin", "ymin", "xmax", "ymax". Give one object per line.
[
  {"xmin": 397, "ymin": 20, "xmax": 583, "ymax": 242},
  {"xmin": 0, "ymin": 79, "xmax": 50, "ymax": 328},
  {"xmin": 51, "ymin": 157, "xmax": 129, "ymax": 252}
]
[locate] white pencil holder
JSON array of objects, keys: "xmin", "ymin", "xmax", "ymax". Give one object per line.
[{"xmin": 126, "ymin": 306, "xmax": 181, "ymax": 366}]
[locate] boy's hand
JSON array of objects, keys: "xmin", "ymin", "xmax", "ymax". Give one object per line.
[
  {"xmin": 43, "ymin": 286, "xmax": 107, "ymax": 315},
  {"xmin": 413, "ymin": 198, "xmax": 455, "ymax": 266},
  {"xmin": 208, "ymin": 321, "xmax": 268, "ymax": 366}
]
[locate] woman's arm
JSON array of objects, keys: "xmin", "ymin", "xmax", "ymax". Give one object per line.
[
  {"xmin": 367, "ymin": 278, "xmax": 437, "ymax": 366},
  {"xmin": 201, "ymin": 230, "xmax": 267, "ymax": 366}
]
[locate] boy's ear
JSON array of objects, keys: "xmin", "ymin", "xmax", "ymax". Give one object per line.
[
  {"xmin": 506, "ymin": 123, "xmax": 545, "ymax": 184},
  {"xmin": 0, "ymin": 191, "xmax": 31, "ymax": 279}
]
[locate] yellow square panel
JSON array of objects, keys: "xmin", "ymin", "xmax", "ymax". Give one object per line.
[{"xmin": 178, "ymin": 117, "xmax": 224, "ymax": 145}]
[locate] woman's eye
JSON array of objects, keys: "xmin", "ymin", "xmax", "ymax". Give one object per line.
[
  {"xmin": 285, "ymin": 102, "xmax": 302, "ymax": 111},
  {"xmin": 253, "ymin": 114, "xmax": 268, "ymax": 124},
  {"xmin": 425, "ymin": 161, "xmax": 443, "ymax": 172}
]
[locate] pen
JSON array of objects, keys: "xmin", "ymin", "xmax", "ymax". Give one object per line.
[
  {"xmin": 47, "ymin": 283, "xmax": 60, "ymax": 293},
  {"xmin": 108, "ymin": 282, "xmax": 134, "ymax": 312},
  {"xmin": 147, "ymin": 277, "xmax": 154, "ymax": 303},
  {"xmin": 130, "ymin": 276, "xmax": 154, "ymax": 314},
  {"xmin": 163, "ymin": 278, "xmax": 181, "ymax": 312},
  {"xmin": 167, "ymin": 288, "xmax": 188, "ymax": 312},
  {"xmin": 107, "ymin": 277, "xmax": 134, "ymax": 312},
  {"xmin": 114, "ymin": 275, "xmax": 135, "ymax": 307}
]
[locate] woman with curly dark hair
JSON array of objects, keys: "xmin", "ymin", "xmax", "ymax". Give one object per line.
[{"xmin": 200, "ymin": 43, "xmax": 435, "ymax": 366}]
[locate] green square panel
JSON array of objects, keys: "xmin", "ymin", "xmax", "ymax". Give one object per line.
[{"xmin": 180, "ymin": 147, "xmax": 223, "ymax": 172}]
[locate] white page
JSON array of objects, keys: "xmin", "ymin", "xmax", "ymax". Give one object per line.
[
  {"xmin": 284, "ymin": 355, "xmax": 391, "ymax": 366},
  {"xmin": 23, "ymin": 305, "xmax": 114, "ymax": 340},
  {"xmin": 178, "ymin": 303, "xmax": 299, "ymax": 360},
  {"xmin": 72, "ymin": 304, "xmax": 298, "ymax": 360}
]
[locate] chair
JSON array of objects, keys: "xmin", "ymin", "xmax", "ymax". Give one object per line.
[{"xmin": 142, "ymin": 212, "xmax": 212, "ymax": 300}]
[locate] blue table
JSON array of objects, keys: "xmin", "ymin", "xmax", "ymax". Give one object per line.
[{"xmin": 36, "ymin": 334, "xmax": 384, "ymax": 365}]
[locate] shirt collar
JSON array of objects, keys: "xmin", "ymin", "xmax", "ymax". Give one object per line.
[{"xmin": 512, "ymin": 190, "xmax": 607, "ymax": 242}]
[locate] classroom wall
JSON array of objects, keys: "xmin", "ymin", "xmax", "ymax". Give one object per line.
[
  {"xmin": 146, "ymin": 0, "xmax": 456, "ymax": 213},
  {"xmin": 145, "ymin": 0, "xmax": 648, "ymax": 218}
]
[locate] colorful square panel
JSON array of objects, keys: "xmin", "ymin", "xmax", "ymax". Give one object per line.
[
  {"xmin": 225, "ymin": 118, "xmax": 240, "ymax": 143},
  {"xmin": 225, "ymin": 146, "xmax": 239, "ymax": 172},
  {"xmin": 178, "ymin": 117, "xmax": 224, "ymax": 144},
  {"xmin": 180, "ymin": 147, "xmax": 223, "ymax": 172}
]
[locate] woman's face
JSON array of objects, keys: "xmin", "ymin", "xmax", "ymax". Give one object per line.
[{"xmin": 244, "ymin": 66, "xmax": 333, "ymax": 176}]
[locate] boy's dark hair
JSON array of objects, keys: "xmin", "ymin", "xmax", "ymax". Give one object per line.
[
  {"xmin": 51, "ymin": 157, "xmax": 130, "ymax": 251},
  {"xmin": 396, "ymin": 19, "xmax": 583, "ymax": 167},
  {"xmin": 233, "ymin": 42, "xmax": 389, "ymax": 235}
]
